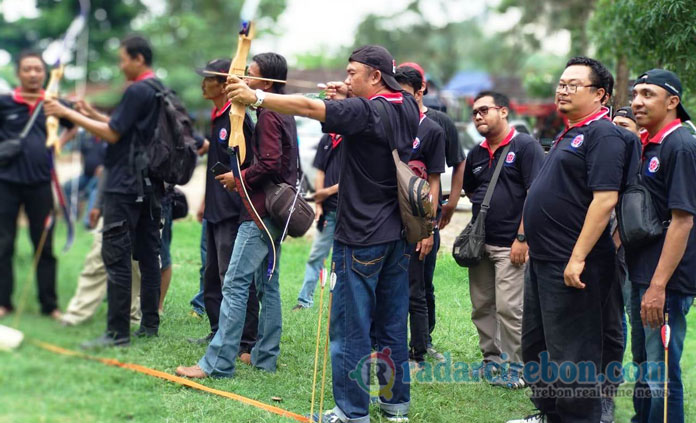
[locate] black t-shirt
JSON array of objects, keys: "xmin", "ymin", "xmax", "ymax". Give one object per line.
[
  {"xmin": 312, "ymin": 133, "xmax": 343, "ymax": 212},
  {"xmin": 79, "ymin": 132, "xmax": 107, "ymax": 177},
  {"xmin": 106, "ymin": 77, "xmax": 161, "ymax": 194},
  {"xmin": 321, "ymin": 92, "xmax": 420, "ymax": 246},
  {"xmin": 524, "ymin": 109, "xmax": 639, "ymax": 262},
  {"xmin": 626, "ymin": 121, "xmax": 696, "ymax": 295},
  {"xmin": 424, "ymin": 108, "xmax": 465, "ymax": 167},
  {"xmin": 464, "ymin": 130, "xmax": 544, "ymax": 247},
  {"xmin": 204, "ymin": 103, "xmax": 254, "ymax": 224},
  {"xmin": 410, "ymin": 115, "xmax": 446, "ymax": 175},
  {"xmin": 0, "ymin": 91, "xmax": 73, "ymax": 184}
]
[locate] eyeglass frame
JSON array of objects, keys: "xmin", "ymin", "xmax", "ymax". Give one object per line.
[
  {"xmin": 556, "ymin": 82, "xmax": 600, "ymax": 94},
  {"xmin": 471, "ymin": 105, "xmax": 503, "ymax": 118}
]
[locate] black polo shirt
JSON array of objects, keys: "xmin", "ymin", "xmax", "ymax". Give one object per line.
[
  {"xmin": 312, "ymin": 133, "xmax": 343, "ymax": 213},
  {"xmin": 410, "ymin": 114, "xmax": 446, "ymax": 175},
  {"xmin": 204, "ymin": 102, "xmax": 254, "ymax": 224},
  {"xmin": 464, "ymin": 129, "xmax": 544, "ymax": 247},
  {"xmin": 424, "ymin": 108, "xmax": 465, "ymax": 167},
  {"xmin": 0, "ymin": 89, "xmax": 73, "ymax": 184},
  {"xmin": 524, "ymin": 108, "xmax": 639, "ymax": 262},
  {"xmin": 79, "ymin": 133, "xmax": 107, "ymax": 177},
  {"xmin": 106, "ymin": 74, "xmax": 161, "ymax": 195},
  {"xmin": 626, "ymin": 120, "xmax": 696, "ymax": 295},
  {"xmin": 322, "ymin": 92, "xmax": 420, "ymax": 246}
]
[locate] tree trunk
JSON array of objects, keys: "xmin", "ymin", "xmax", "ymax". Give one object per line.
[{"xmin": 614, "ymin": 54, "xmax": 630, "ymax": 108}]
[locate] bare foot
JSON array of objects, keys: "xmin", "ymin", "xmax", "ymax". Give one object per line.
[
  {"xmin": 49, "ymin": 309, "xmax": 63, "ymax": 321},
  {"xmin": 175, "ymin": 365, "xmax": 208, "ymax": 379},
  {"xmin": 0, "ymin": 307, "xmax": 9, "ymax": 318}
]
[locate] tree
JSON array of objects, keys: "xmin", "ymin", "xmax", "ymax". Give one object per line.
[
  {"xmin": 499, "ymin": 0, "xmax": 597, "ymax": 56},
  {"xmin": 590, "ymin": 0, "xmax": 696, "ymax": 110}
]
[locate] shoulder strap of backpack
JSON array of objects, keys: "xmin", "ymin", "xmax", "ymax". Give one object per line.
[{"xmin": 481, "ymin": 142, "xmax": 512, "ymax": 211}]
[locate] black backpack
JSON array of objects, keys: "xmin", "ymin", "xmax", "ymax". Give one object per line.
[{"xmin": 139, "ymin": 79, "xmax": 197, "ymax": 187}]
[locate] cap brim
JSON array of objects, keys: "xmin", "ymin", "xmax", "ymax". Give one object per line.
[
  {"xmin": 195, "ymin": 67, "xmax": 207, "ymax": 77},
  {"xmin": 677, "ymin": 103, "xmax": 691, "ymax": 122},
  {"xmin": 382, "ymin": 73, "xmax": 403, "ymax": 93}
]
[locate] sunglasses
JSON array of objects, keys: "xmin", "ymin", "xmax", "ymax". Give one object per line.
[{"xmin": 472, "ymin": 106, "xmax": 502, "ymax": 117}]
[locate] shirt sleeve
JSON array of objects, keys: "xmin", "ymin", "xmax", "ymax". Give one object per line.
[
  {"xmin": 312, "ymin": 134, "xmax": 331, "ymax": 171},
  {"xmin": 585, "ymin": 126, "xmax": 625, "ymax": 191},
  {"xmin": 462, "ymin": 150, "xmax": 476, "ymax": 194},
  {"xmin": 58, "ymin": 99, "xmax": 74, "ymax": 129},
  {"xmin": 321, "ymin": 98, "xmax": 379, "ymax": 138},
  {"xmin": 666, "ymin": 146, "xmax": 696, "ymax": 216},
  {"xmin": 109, "ymin": 84, "xmax": 147, "ymax": 136},
  {"xmin": 442, "ymin": 115, "xmax": 465, "ymax": 167},
  {"xmin": 519, "ymin": 138, "xmax": 545, "ymax": 190},
  {"xmin": 424, "ymin": 124, "xmax": 446, "ymax": 174}
]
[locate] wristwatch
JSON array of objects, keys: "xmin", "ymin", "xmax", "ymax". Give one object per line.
[
  {"xmin": 251, "ymin": 89, "xmax": 265, "ymax": 108},
  {"xmin": 516, "ymin": 233, "xmax": 527, "ymax": 242}
]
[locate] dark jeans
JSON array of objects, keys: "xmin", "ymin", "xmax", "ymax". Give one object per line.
[
  {"xmin": 522, "ymin": 256, "xmax": 615, "ymax": 423},
  {"xmin": 204, "ymin": 218, "xmax": 259, "ymax": 353},
  {"xmin": 408, "ymin": 243, "xmax": 429, "ymax": 362},
  {"xmin": 0, "ymin": 180, "xmax": 57, "ymax": 314},
  {"xmin": 102, "ymin": 193, "xmax": 161, "ymax": 339},
  {"xmin": 189, "ymin": 219, "xmax": 207, "ymax": 315},
  {"xmin": 630, "ymin": 285, "xmax": 693, "ymax": 423},
  {"xmin": 330, "ymin": 239, "xmax": 410, "ymax": 422},
  {"xmin": 424, "ymin": 228, "xmax": 440, "ymax": 345}
]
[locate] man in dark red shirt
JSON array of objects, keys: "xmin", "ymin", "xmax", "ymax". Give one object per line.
[{"xmin": 176, "ymin": 52, "xmax": 297, "ymax": 379}]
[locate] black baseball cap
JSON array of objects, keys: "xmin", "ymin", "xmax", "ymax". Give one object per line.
[
  {"xmin": 348, "ymin": 45, "xmax": 402, "ymax": 92},
  {"xmin": 195, "ymin": 58, "xmax": 231, "ymax": 77},
  {"xmin": 613, "ymin": 106, "xmax": 636, "ymax": 123},
  {"xmin": 634, "ymin": 69, "xmax": 691, "ymax": 121}
]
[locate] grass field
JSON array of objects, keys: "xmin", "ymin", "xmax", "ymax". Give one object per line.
[{"xmin": 0, "ymin": 219, "xmax": 693, "ymax": 423}]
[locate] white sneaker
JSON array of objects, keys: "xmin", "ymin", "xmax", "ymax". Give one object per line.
[{"xmin": 506, "ymin": 413, "xmax": 547, "ymax": 423}]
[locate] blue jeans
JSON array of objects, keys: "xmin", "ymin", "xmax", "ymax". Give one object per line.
[
  {"xmin": 631, "ymin": 285, "xmax": 693, "ymax": 423},
  {"xmin": 297, "ymin": 211, "xmax": 336, "ymax": 307},
  {"xmin": 329, "ymin": 239, "xmax": 410, "ymax": 422},
  {"xmin": 198, "ymin": 219, "xmax": 281, "ymax": 377},
  {"xmin": 190, "ymin": 219, "xmax": 207, "ymax": 315},
  {"xmin": 63, "ymin": 174, "xmax": 98, "ymax": 228}
]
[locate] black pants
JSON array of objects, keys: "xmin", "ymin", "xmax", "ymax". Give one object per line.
[
  {"xmin": 408, "ymin": 243, "xmax": 429, "ymax": 362},
  {"xmin": 0, "ymin": 180, "xmax": 57, "ymax": 314},
  {"xmin": 424, "ymin": 228, "xmax": 440, "ymax": 344},
  {"xmin": 522, "ymin": 256, "xmax": 615, "ymax": 423},
  {"xmin": 204, "ymin": 218, "xmax": 259, "ymax": 354},
  {"xmin": 602, "ymin": 254, "xmax": 626, "ymax": 396},
  {"xmin": 102, "ymin": 193, "xmax": 161, "ymax": 339}
]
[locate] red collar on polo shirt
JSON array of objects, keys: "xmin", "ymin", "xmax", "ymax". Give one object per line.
[
  {"xmin": 211, "ymin": 101, "xmax": 232, "ymax": 122},
  {"xmin": 330, "ymin": 133, "xmax": 343, "ymax": 149},
  {"xmin": 481, "ymin": 127, "xmax": 517, "ymax": 164},
  {"xmin": 554, "ymin": 106, "xmax": 610, "ymax": 146},
  {"xmin": 419, "ymin": 112, "xmax": 426, "ymax": 124},
  {"xmin": 134, "ymin": 70, "xmax": 155, "ymax": 82},
  {"xmin": 641, "ymin": 118, "xmax": 681, "ymax": 147},
  {"xmin": 369, "ymin": 92, "xmax": 403, "ymax": 104},
  {"xmin": 12, "ymin": 87, "xmax": 45, "ymax": 115}
]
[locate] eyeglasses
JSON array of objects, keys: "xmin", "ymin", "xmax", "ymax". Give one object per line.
[
  {"xmin": 472, "ymin": 106, "xmax": 502, "ymax": 117},
  {"xmin": 556, "ymin": 83, "xmax": 598, "ymax": 93}
]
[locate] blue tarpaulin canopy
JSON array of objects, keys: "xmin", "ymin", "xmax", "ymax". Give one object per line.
[{"xmin": 443, "ymin": 71, "xmax": 493, "ymax": 97}]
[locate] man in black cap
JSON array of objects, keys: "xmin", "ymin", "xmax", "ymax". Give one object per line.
[
  {"xmin": 184, "ymin": 59, "xmax": 259, "ymax": 364},
  {"xmin": 627, "ymin": 69, "xmax": 695, "ymax": 423},
  {"xmin": 613, "ymin": 106, "xmax": 640, "ymax": 137},
  {"xmin": 224, "ymin": 45, "xmax": 419, "ymax": 423}
]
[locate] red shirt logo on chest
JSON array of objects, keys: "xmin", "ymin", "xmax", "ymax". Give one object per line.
[
  {"xmin": 570, "ymin": 134, "xmax": 584, "ymax": 148},
  {"xmin": 505, "ymin": 151, "xmax": 516, "ymax": 164},
  {"xmin": 648, "ymin": 156, "xmax": 660, "ymax": 173},
  {"xmin": 219, "ymin": 128, "xmax": 228, "ymax": 141}
]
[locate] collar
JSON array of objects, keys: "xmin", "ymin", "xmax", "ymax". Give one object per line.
[
  {"xmin": 481, "ymin": 127, "xmax": 517, "ymax": 160},
  {"xmin": 134, "ymin": 70, "xmax": 156, "ymax": 82},
  {"xmin": 369, "ymin": 92, "xmax": 403, "ymax": 104},
  {"xmin": 554, "ymin": 106, "xmax": 610, "ymax": 146},
  {"xmin": 211, "ymin": 101, "xmax": 232, "ymax": 122},
  {"xmin": 12, "ymin": 87, "xmax": 45, "ymax": 115},
  {"xmin": 330, "ymin": 133, "xmax": 343, "ymax": 149},
  {"xmin": 641, "ymin": 118, "xmax": 682, "ymax": 146},
  {"xmin": 418, "ymin": 112, "xmax": 426, "ymax": 125}
]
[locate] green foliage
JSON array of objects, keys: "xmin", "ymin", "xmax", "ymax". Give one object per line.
[
  {"xmin": 590, "ymin": 0, "xmax": 696, "ymax": 111},
  {"xmin": 520, "ymin": 54, "xmax": 566, "ymax": 98}
]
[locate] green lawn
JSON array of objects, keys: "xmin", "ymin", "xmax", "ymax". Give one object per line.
[{"xmin": 0, "ymin": 220, "xmax": 693, "ymax": 423}]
